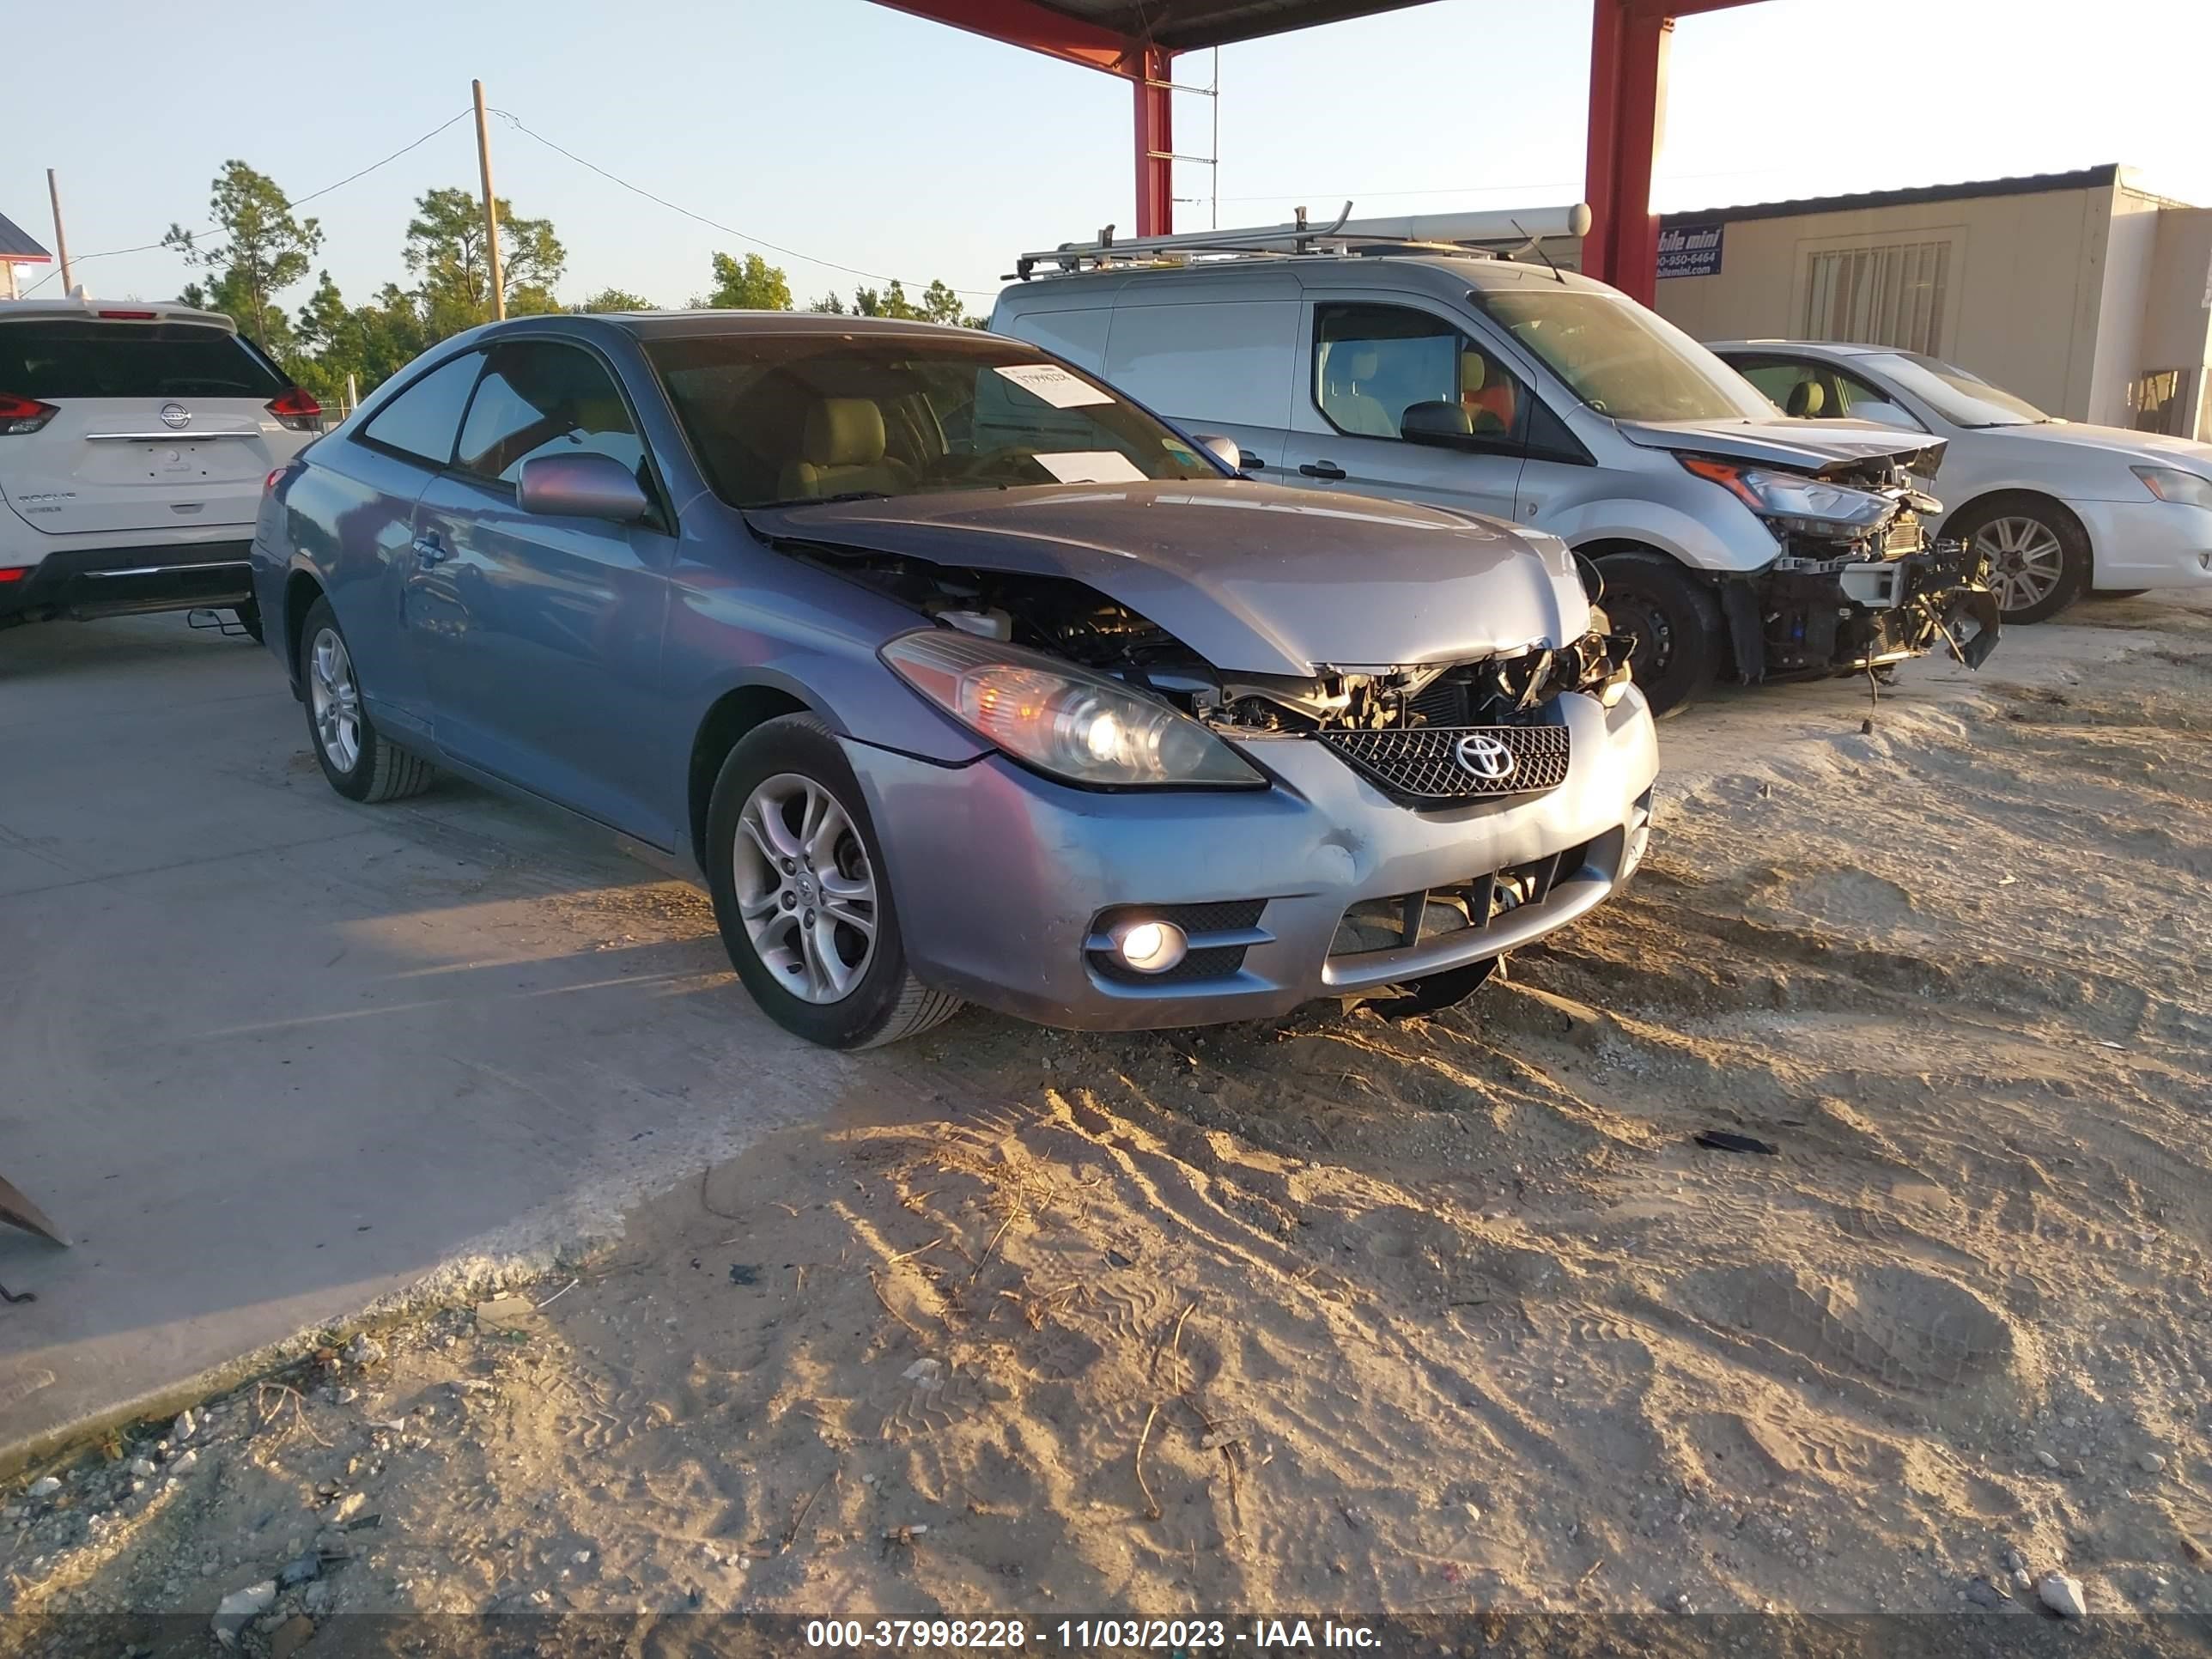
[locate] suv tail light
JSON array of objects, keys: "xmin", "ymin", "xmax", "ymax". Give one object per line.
[
  {"xmin": 0, "ymin": 393, "xmax": 58, "ymax": 436},
  {"xmin": 266, "ymin": 386, "xmax": 323, "ymax": 432}
]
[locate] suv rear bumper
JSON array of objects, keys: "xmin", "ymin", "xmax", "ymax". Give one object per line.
[{"xmin": 0, "ymin": 540, "xmax": 255, "ymax": 628}]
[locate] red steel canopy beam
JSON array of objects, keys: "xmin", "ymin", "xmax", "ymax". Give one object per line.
[
  {"xmin": 872, "ymin": 0, "xmax": 1176, "ymax": 236},
  {"xmin": 870, "ymin": 0, "xmax": 1138, "ymax": 72},
  {"xmin": 1584, "ymin": 0, "xmax": 1765, "ymax": 304}
]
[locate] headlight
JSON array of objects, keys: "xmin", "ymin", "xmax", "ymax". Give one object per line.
[
  {"xmin": 1679, "ymin": 455, "xmax": 1894, "ymax": 538},
  {"xmin": 2133, "ymin": 465, "xmax": 2212, "ymax": 509},
  {"xmin": 882, "ymin": 629, "xmax": 1264, "ymax": 789}
]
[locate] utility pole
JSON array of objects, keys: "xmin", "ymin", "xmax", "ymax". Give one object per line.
[
  {"xmin": 472, "ymin": 79, "xmax": 507, "ymax": 321},
  {"xmin": 46, "ymin": 168, "xmax": 74, "ymax": 297}
]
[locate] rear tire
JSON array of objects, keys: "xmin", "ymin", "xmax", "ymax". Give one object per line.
[
  {"xmin": 704, "ymin": 713, "xmax": 961, "ymax": 1049},
  {"xmin": 234, "ymin": 602, "xmax": 264, "ymax": 644},
  {"xmin": 301, "ymin": 597, "xmax": 434, "ymax": 804},
  {"xmin": 1592, "ymin": 550, "xmax": 1722, "ymax": 717},
  {"xmin": 1948, "ymin": 495, "xmax": 2088, "ymax": 624}
]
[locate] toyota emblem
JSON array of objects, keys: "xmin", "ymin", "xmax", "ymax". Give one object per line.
[
  {"xmin": 160, "ymin": 402, "xmax": 191, "ymax": 430},
  {"xmin": 1454, "ymin": 732, "xmax": 1517, "ymax": 781}
]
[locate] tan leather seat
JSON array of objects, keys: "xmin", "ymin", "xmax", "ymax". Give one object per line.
[
  {"xmin": 1460, "ymin": 351, "xmax": 1517, "ymax": 435},
  {"xmin": 776, "ymin": 398, "xmax": 911, "ymax": 500},
  {"xmin": 1322, "ymin": 343, "xmax": 1395, "ymax": 437}
]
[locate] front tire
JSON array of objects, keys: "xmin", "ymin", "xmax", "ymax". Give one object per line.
[
  {"xmin": 1593, "ymin": 550, "xmax": 1722, "ymax": 717},
  {"xmin": 704, "ymin": 713, "xmax": 961, "ymax": 1049},
  {"xmin": 1949, "ymin": 495, "xmax": 2088, "ymax": 624},
  {"xmin": 301, "ymin": 597, "xmax": 434, "ymax": 803}
]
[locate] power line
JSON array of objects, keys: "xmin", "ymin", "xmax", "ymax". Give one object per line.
[
  {"xmin": 489, "ymin": 108, "xmax": 998, "ymax": 301},
  {"xmin": 18, "ymin": 109, "xmax": 473, "ymax": 297}
]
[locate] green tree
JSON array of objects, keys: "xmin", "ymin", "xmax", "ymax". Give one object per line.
[
  {"xmin": 851, "ymin": 280, "xmax": 920, "ymax": 320},
  {"xmin": 694, "ymin": 252, "xmax": 792, "ymax": 311},
  {"xmin": 404, "ymin": 186, "xmax": 566, "ymax": 331},
  {"xmin": 806, "ymin": 292, "xmax": 847, "ymax": 314},
  {"xmin": 288, "ymin": 272, "xmax": 434, "ymax": 404},
  {"xmin": 920, "ymin": 278, "xmax": 983, "ymax": 329},
  {"xmin": 574, "ymin": 287, "xmax": 655, "ymax": 313},
  {"xmin": 164, "ymin": 161, "xmax": 323, "ymax": 349}
]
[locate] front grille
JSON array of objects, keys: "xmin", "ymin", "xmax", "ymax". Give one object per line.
[
  {"xmin": 1315, "ymin": 725, "xmax": 1571, "ymax": 803},
  {"xmin": 1328, "ymin": 842, "xmax": 1589, "ymax": 962}
]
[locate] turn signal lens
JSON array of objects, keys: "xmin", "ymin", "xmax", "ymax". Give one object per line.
[{"xmin": 2133, "ymin": 465, "xmax": 2212, "ymax": 509}]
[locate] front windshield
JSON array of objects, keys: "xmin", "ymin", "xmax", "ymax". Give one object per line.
[
  {"xmin": 1476, "ymin": 287, "xmax": 1774, "ymax": 424},
  {"xmin": 644, "ymin": 331, "xmax": 1218, "ymax": 507},
  {"xmin": 1869, "ymin": 351, "xmax": 2050, "ymax": 427}
]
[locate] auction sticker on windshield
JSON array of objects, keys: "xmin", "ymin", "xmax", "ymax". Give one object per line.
[
  {"xmin": 1030, "ymin": 450, "xmax": 1148, "ymax": 484},
  {"xmin": 994, "ymin": 363, "xmax": 1114, "ymax": 409}
]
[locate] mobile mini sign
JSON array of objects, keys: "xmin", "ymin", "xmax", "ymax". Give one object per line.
[{"xmin": 1657, "ymin": 223, "xmax": 1724, "ymax": 279}]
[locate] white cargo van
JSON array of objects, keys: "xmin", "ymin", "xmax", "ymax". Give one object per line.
[{"xmin": 991, "ymin": 214, "xmax": 1997, "ymax": 714}]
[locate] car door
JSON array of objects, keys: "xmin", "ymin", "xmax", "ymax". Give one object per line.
[
  {"xmin": 406, "ymin": 337, "xmax": 678, "ymax": 845},
  {"xmin": 1279, "ymin": 296, "xmax": 1526, "ymax": 519},
  {"xmin": 337, "ymin": 348, "xmax": 489, "ymax": 734}
]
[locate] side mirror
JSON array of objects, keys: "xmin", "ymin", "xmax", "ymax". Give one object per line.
[
  {"xmin": 517, "ymin": 452, "xmax": 651, "ymax": 523},
  {"xmin": 1400, "ymin": 400, "xmax": 1475, "ymax": 447},
  {"xmin": 1192, "ymin": 433, "xmax": 1245, "ymax": 471}
]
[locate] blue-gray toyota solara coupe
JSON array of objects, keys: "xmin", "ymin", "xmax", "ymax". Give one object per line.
[{"xmin": 253, "ymin": 313, "xmax": 1656, "ymax": 1048}]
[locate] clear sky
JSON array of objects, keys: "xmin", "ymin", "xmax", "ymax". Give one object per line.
[{"xmin": 7, "ymin": 0, "xmax": 2209, "ymax": 314}]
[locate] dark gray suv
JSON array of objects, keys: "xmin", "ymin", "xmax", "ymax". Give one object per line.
[{"xmin": 252, "ymin": 313, "xmax": 1656, "ymax": 1048}]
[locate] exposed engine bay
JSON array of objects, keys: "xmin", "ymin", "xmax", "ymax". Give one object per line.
[{"xmin": 798, "ymin": 545, "xmax": 1632, "ymax": 734}]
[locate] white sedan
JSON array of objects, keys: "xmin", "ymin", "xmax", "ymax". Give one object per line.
[{"xmin": 1711, "ymin": 339, "xmax": 2212, "ymax": 623}]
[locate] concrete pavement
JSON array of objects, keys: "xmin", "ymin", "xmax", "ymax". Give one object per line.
[{"xmin": 0, "ymin": 617, "xmax": 853, "ymax": 1471}]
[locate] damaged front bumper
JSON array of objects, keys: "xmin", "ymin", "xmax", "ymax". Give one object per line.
[
  {"xmin": 1727, "ymin": 534, "xmax": 2001, "ymax": 683},
  {"xmin": 842, "ymin": 686, "xmax": 1660, "ymax": 1032}
]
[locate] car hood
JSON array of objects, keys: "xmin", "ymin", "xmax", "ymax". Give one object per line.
[
  {"xmin": 1971, "ymin": 419, "xmax": 2212, "ymax": 471},
  {"xmin": 1617, "ymin": 416, "xmax": 1945, "ymax": 477},
  {"xmin": 747, "ymin": 482, "xmax": 1591, "ymax": 677}
]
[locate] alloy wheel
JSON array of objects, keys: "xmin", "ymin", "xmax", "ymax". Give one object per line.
[
  {"xmin": 1973, "ymin": 516, "xmax": 2066, "ymax": 613},
  {"xmin": 731, "ymin": 773, "xmax": 878, "ymax": 1005},
  {"xmin": 309, "ymin": 627, "xmax": 362, "ymax": 774}
]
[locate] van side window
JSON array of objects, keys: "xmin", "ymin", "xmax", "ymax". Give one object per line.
[{"xmin": 1312, "ymin": 304, "xmax": 1528, "ymax": 446}]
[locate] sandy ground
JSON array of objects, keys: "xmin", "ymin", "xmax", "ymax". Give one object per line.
[{"xmin": 5, "ymin": 599, "xmax": 2211, "ymax": 1648}]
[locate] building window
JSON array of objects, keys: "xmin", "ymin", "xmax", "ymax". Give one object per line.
[
  {"xmin": 2128, "ymin": 368, "xmax": 2192, "ymax": 436},
  {"xmin": 1802, "ymin": 240, "xmax": 1952, "ymax": 356}
]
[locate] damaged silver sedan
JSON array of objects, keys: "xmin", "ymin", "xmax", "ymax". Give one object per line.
[{"xmin": 256, "ymin": 316, "xmax": 1657, "ymax": 1048}]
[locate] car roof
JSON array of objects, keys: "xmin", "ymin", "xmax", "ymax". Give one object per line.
[
  {"xmin": 1708, "ymin": 338, "xmax": 1890, "ymax": 359},
  {"xmin": 0, "ymin": 297, "xmax": 237, "ymax": 329}
]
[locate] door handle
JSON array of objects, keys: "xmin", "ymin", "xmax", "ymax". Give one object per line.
[
  {"xmin": 1298, "ymin": 460, "xmax": 1346, "ymax": 480},
  {"xmin": 1238, "ymin": 451, "xmax": 1267, "ymax": 471},
  {"xmin": 411, "ymin": 533, "xmax": 447, "ymax": 566}
]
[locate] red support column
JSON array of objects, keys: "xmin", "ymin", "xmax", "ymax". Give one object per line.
[
  {"xmin": 1133, "ymin": 44, "xmax": 1175, "ymax": 239},
  {"xmin": 1583, "ymin": 0, "xmax": 1672, "ymax": 304}
]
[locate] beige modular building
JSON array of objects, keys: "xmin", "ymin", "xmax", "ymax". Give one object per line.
[{"xmin": 1645, "ymin": 165, "xmax": 2212, "ymax": 441}]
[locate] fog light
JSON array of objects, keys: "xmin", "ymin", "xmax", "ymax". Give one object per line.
[{"xmin": 1109, "ymin": 918, "xmax": 1188, "ymax": 975}]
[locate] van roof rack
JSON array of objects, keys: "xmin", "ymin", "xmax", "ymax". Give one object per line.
[{"xmin": 1010, "ymin": 202, "xmax": 1591, "ymax": 280}]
